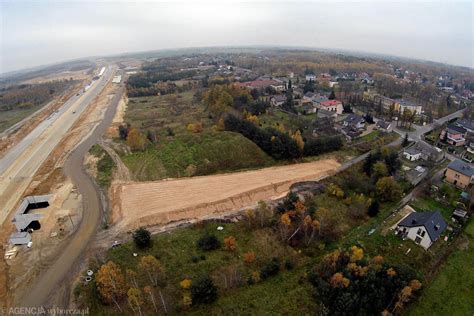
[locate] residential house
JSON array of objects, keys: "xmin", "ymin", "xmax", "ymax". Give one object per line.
[
  {"xmin": 415, "ymin": 141, "xmax": 443, "ymax": 162},
  {"xmin": 375, "ymin": 120, "xmax": 392, "ymax": 132},
  {"xmin": 342, "ymin": 114, "xmax": 365, "ymax": 130},
  {"xmin": 312, "ymin": 94, "xmax": 329, "ymax": 105},
  {"xmin": 445, "ymin": 159, "xmax": 474, "ymax": 189},
  {"xmin": 361, "ymin": 77, "xmax": 374, "ymax": 85},
  {"xmin": 270, "ymin": 95, "xmax": 286, "ymax": 107},
  {"xmin": 455, "ymin": 119, "xmax": 474, "ymax": 134},
  {"xmin": 395, "ymin": 211, "xmax": 447, "ymax": 249},
  {"xmin": 317, "ymin": 100, "xmax": 343, "ymax": 115},
  {"xmin": 403, "ymin": 146, "xmax": 422, "ymax": 161},
  {"xmin": 293, "ymin": 88, "xmax": 304, "ymax": 99},
  {"xmin": 440, "ymin": 124, "xmax": 467, "ymax": 147},
  {"xmin": 341, "ymin": 127, "xmax": 362, "ymax": 141},
  {"xmin": 305, "ymin": 74, "xmax": 316, "ymax": 82},
  {"xmin": 302, "ymin": 92, "xmax": 329, "ymax": 106},
  {"xmin": 406, "ymin": 166, "xmax": 427, "ymax": 185},
  {"xmin": 270, "ymin": 81, "xmax": 287, "ymax": 92},
  {"xmin": 467, "ymin": 141, "xmax": 474, "ymax": 154},
  {"xmin": 301, "ymin": 103, "xmax": 317, "ymax": 114},
  {"xmin": 302, "ymin": 92, "xmax": 316, "ymax": 104},
  {"xmin": 316, "ymin": 108, "xmax": 338, "ymax": 119}
]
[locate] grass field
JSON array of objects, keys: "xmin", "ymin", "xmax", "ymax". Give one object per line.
[
  {"xmin": 407, "ymin": 220, "xmax": 474, "ymax": 315},
  {"xmin": 0, "ymin": 106, "xmax": 46, "ymax": 132},
  {"xmin": 120, "ymin": 92, "xmax": 276, "ymax": 180},
  {"xmin": 411, "ymin": 196, "xmax": 452, "ymax": 221},
  {"xmin": 78, "ymin": 222, "xmax": 317, "ymax": 315},
  {"xmin": 121, "ymin": 131, "xmax": 275, "ymax": 180}
]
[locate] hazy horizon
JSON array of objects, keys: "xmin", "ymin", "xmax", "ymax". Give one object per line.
[{"xmin": 1, "ymin": 0, "xmax": 473, "ymax": 74}]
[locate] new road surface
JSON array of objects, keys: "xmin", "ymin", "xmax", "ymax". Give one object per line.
[
  {"xmin": 0, "ymin": 65, "xmax": 116, "ymax": 227},
  {"xmin": 18, "ymin": 73, "xmax": 126, "ymax": 308}
]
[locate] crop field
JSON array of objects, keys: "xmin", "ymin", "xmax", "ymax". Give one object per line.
[{"xmin": 111, "ymin": 159, "xmax": 340, "ymax": 230}]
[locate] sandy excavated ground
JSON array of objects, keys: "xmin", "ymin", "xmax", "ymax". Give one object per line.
[{"xmin": 110, "ymin": 159, "xmax": 340, "ymax": 231}]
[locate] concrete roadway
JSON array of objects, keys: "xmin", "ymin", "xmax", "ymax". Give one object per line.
[
  {"xmin": 0, "ymin": 65, "xmax": 116, "ymax": 226},
  {"xmin": 18, "ymin": 78, "xmax": 126, "ymax": 308}
]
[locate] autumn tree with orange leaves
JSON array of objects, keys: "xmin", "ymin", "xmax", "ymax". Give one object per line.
[{"xmin": 96, "ymin": 261, "xmax": 127, "ymax": 311}]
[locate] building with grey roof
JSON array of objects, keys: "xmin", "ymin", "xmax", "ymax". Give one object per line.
[
  {"xmin": 445, "ymin": 159, "xmax": 474, "ymax": 189},
  {"xmin": 9, "ymin": 232, "xmax": 32, "ymax": 246},
  {"xmin": 396, "ymin": 211, "xmax": 447, "ymax": 249}
]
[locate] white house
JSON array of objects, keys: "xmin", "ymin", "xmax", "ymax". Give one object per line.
[
  {"xmin": 305, "ymin": 74, "xmax": 316, "ymax": 82},
  {"xmin": 403, "ymin": 147, "xmax": 422, "ymax": 161},
  {"xmin": 395, "ymin": 211, "xmax": 447, "ymax": 249},
  {"xmin": 318, "ymin": 100, "xmax": 343, "ymax": 115}
]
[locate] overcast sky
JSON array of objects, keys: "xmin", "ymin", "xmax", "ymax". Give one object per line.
[{"xmin": 0, "ymin": 0, "xmax": 472, "ymax": 73}]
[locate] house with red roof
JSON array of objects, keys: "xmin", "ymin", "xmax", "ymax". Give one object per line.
[{"xmin": 317, "ymin": 99, "xmax": 343, "ymax": 115}]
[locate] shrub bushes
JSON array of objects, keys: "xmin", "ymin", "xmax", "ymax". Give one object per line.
[
  {"xmin": 190, "ymin": 277, "xmax": 218, "ymax": 305},
  {"xmin": 133, "ymin": 227, "xmax": 151, "ymax": 249},
  {"xmin": 260, "ymin": 257, "xmax": 280, "ymax": 280},
  {"xmin": 197, "ymin": 234, "xmax": 221, "ymax": 251}
]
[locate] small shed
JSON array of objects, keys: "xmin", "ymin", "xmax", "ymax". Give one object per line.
[
  {"xmin": 9, "ymin": 232, "xmax": 32, "ymax": 245},
  {"xmin": 452, "ymin": 209, "xmax": 468, "ymax": 222}
]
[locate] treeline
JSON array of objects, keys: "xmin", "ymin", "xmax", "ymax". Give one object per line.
[
  {"xmin": 127, "ymin": 70, "xmax": 198, "ymax": 89},
  {"xmin": 224, "ymin": 114, "xmax": 343, "ymax": 160},
  {"xmin": 224, "ymin": 114, "xmax": 299, "ymax": 160},
  {"xmin": 127, "ymin": 81, "xmax": 194, "ymax": 98},
  {"xmin": 203, "ymin": 84, "xmax": 270, "ymax": 117},
  {"xmin": 0, "ymin": 80, "xmax": 74, "ymax": 112}
]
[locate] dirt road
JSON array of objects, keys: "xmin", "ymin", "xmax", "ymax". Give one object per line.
[
  {"xmin": 110, "ymin": 159, "xmax": 340, "ymax": 231},
  {"xmin": 17, "ymin": 75, "xmax": 125, "ymax": 308}
]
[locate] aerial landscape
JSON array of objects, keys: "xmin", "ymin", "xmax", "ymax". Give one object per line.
[{"xmin": 0, "ymin": 0, "xmax": 473, "ymax": 315}]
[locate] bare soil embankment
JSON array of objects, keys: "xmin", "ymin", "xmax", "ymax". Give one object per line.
[{"xmin": 110, "ymin": 159, "xmax": 340, "ymax": 231}]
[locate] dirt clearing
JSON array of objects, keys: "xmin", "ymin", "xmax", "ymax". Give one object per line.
[{"xmin": 110, "ymin": 159, "xmax": 340, "ymax": 231}]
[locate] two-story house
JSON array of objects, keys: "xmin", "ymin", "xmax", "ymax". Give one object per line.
[
  {"xmin": 317, "ymin": 100, "xmax": 343, "ymax": 115},
  {"xmin": 440, "ymin": 124, "xmax": 467, "ymax": 147},
  {"xmin": 445, "ymin": 159, "xmax": 474, "ymax": 189},
  {"xmin": 396, "ymin": 211, "xmax": 447, "ymax": 249}
]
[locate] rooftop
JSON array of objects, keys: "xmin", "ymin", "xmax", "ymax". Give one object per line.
[
  {"xmin": 398, "ymin": 211, "xmax": 447, "ymax": 241},
  {"xmin": 447, "ymin": 159, "xmax": 474, "ymax": 177},
  {"xmin": 446, "ymin": 124, "xmax": 467, "ymax": 134},
  {"xmin": 376, "ymin": 120, "xmax": 391, "ymax": 129},
  {"xmin": 319, "ymin": 100, "xmax": 341, "ymax": 107},
  {"xmin": 455, "ymin": 119, "xmax": 474, "ymax": 131},
  {"xmin": 343, "ymin": 113, "xmax": 365, "ymax": 125}
]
